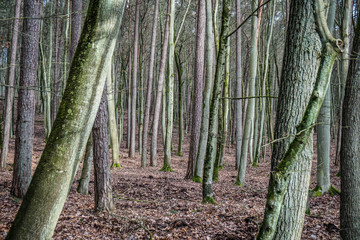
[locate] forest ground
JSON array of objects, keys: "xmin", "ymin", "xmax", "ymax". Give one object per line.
[{"xmin": 0, "ymin": 115, "xmax": 340, "ymax": 239}]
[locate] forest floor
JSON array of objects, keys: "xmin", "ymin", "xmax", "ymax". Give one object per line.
[{"xmin": 0, "ymin": 115, "xmax": 340, "ymax": 239}]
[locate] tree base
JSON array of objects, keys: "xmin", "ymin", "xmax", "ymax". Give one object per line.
[
  {"xmin": 192, "ymin": 176, "xmax": 202, "ymax": 183},
  {"xmin": 202, "ymin": 196, "xmax": 217, "ymax": 204},
  {"xmin": 176, "ymin": 152, "xmax": 183, "ymax": 157},
  {"xmin": 234, "ymin": 180, "xmax": 244, "ymax": 187},
  {"xmin": 111, "ymin": 163, "xmax": 122, "ymax": 169},
  {"xmin": 160, "ymin": 164, "xmax": 173, "ymax": 172},
  {"xmin": 328, "ymin": 185, "xmax": 340, "ymax": 196}
]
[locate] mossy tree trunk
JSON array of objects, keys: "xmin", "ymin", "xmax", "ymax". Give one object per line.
[
  {"xmin": 5, "ymin": 0, "xmax": 126, "ymax": 238},
  {"xmin": 186, "ymin": 0, "xmax": 205, "ymax": 180},
  {"xmin": 11, "ymin": 0, "xmax": 42, "ymax": 198},
  {"xmin": 202, "ymin": 0, "xmax": 230, "ymax": 204}
]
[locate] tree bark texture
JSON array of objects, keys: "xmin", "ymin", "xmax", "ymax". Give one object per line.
[
  {"xmin": 77, "ymin": 134, "xmax": 93, "ymax": 195},
  {"xmin": 185, "ymin": 0, "xmax": 205, "ymax": 180},
  {"xmin": 11, "ymin": 0, "xmax": 42, "ymax": 198},
  {"xmin": 70, "ymin": 0, "xmax": 82, "ymax": 63},
  {"xmin": 93, "ymin": 87, "xmax": 114, "ymax": 212}
]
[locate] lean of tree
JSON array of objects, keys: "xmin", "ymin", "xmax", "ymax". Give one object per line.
[{"xmin": 5, "ymin": 0, "xmax": 126, "ymax": 238}]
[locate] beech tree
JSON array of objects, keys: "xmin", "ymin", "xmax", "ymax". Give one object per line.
[{"xmin": 5, "ymin": 0, "xmax": 126, "ymax": 238}]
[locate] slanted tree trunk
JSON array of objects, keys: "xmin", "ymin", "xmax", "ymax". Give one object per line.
[
  {"xmin": 202, "ymin": 0, "xmax": 230, "ymax": 204},
  {"xmin": 93, "ymin": 87, "xmax": 114, "ymax": 212},
  {"xmin": 340, "ymin": 19, "xmax": 360, "ymax": 240},
  {"xmin": 129, "ymin": 0, "xmax": 140, "ymax": 158},
  {"xmin": 161, "ymin": 0, "xmax": 175, "ymax": 172},
  {"xmin": 11, "ymin": 0, "xmax": 42, "ymax": 198},
  {"xmin": 150, "ymin": 0, "xmax": 170, "ymax": 166},
  {"xmin": 0, "ymin": 0, "xmax": 21, "ymax": 169},
  {"xmin": 186, "ymin": 0, "xmax": 205, "ymax": 180},
  {"xmin": 5, "ymin": 0, "xmax": 126, "ymax": 238},
  {"xmin": 235, "ymin": 0, "xmax": 258, "ymax": 186},
  {"xmin": 142, "ymin": 0, "xmax": 159, "ymax": 167},
  {"xmin": 77, "ymin": 134, "xmax": 93, "ymax": 195},
  {"xmin": 235, "ymin": 0, "xmax": 242, "ymax": 171}
]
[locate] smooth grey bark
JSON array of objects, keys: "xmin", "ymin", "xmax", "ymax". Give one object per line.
[
  {"xmin": 340, "ymin": 22, "xmax": 360, "ymax": 240},
  {"xmin": 77, "ymin": 134, "xmax": 93, "ymax": 195},
  {"xmin": 142, "ymin": 0, "xmax": 159, "ymax": 167},
  {"xmin": 235, "ymin": 0, "xmax": 242, "ymax": 171},
  {"xmin": 150, "ymin": 0, "xmax": 170, "ymax": 166},
  {"xmin": 235, "ymin": 0, "xmax": 258, "ymax": 186},
  {"xmin": 186, "ymin": 0, "xmax": 205, "ymax": 180},
  {"xmin": 0, "ymin": 0, "xmax": 21, "ymax": 169},
  {"xmin": 93, "ymin": 87, "xmax": 114, "ymax": 212},
  {"xmin": 194, "ymin": 0, "xmax": 215, "ymax": 182},
  {"xmin": 161, "ymin": 0, "xmax": 175, "ymax": 172},
  {"xmin": 11, "ymin": 0, "xmax": 42, "ymax": 198},
  {"xmin": 316, "ymin": 0, "xmax": 336, "ymax": 194},
  {"xmin": 129, "ymin": 0, "xmax": 140, "ymax": 158},
  {"xmin": 5, "ymin": 0, "xmax": 125, "ymax": 238}
]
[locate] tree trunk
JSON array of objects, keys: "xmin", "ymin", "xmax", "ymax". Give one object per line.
[
  {"xmin": 235, "ymin": 0, "xmax": 242, "ymax": 171},
  {"xmin": 185, "ymin": 0, "xmax": 205, "ymax": 180},
  {"xmin": 11, "ymin": 0, "xmax": 42, "ymax": 198},
  {"xmin": 5, "ymin": 0, "xmax": 126, "ymax": 238},
  {"xmin": 142, "ymin": 0, "xmax": 159, "ymax": 167},
  {"xmin": 129, "ymin": 0, "xmax": 140, "ymax": 158},
  {"xmin": 150, "ymin": 0, "xmax": 170, "ymax": 166},
  {"xmin": 340, "ymin": 20, "xmax": 360, "ymax": 240},
  {"xmin": 77, "ymin": 134, "xmax": 93, "ymax": 195},
  {"xmin": 202, "ymin": 0, "xmax": 230, "ymax": 203},
  {"xmin": 93, "ymin": 87, "xmax": 114, "ymax": 212},
  {"xmin": 161, "ymin": 0, "xmax": 175, "ymax": 172},
  {"xmin": 0, "ymin": 0, "xmax": 21, "ymax": 169},
  {"xmin": 175, "ymin": 50, "xmax": 184, "ymax": 157},
  {"xmin": 235, "ymin": 0, "xmax": 258, "ymax": 186},
  {"xmin": 69, "ymin": 0, "xmax": 82, "ymax": 64}
]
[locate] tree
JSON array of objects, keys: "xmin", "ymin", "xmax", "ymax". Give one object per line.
[
  {"xmin": 77, "ymin": 134, "xmax": 93, "ymax": 195},
  {"xmin": 257, "ymin": 0, "xmax": 341, "ymax": 238},
  {"xmin": 150, "ymin": 0, "xmax": 170, "ymax": 166},
  {"xmin": 340, "ymin": 15, "xmax": 360, "ymax": 240},
  {"xmin": 11, "ymin": 0, "xmax": 42, "ymax": 198},
  {"xmin": 93, "ymin": 87, "xmax": 114, "ymax": 212},
  {"xmin": 202, "ymin": 0, "xmax": 230, "ymax": 203},
  {"xmin": 5, "ymin": 0, "xmax": 126, "ymax": 237},
  {"xmin": 129, "ymin": 0, "xmax": 140, "ymax": 158},
  {"xmin": 0, "ymin": 0, "xmax": 21, "ymax": 169},
  {"xmin": 70, "ymin": 0, "xmax": 82, "ymax": 63},
  {"xmin": 142, "ymin": 0, "xmax": 159, "ymax": 167},
  {"xmin": 185, "ymin": 0, "xmax": 205, "ymax": 180}
]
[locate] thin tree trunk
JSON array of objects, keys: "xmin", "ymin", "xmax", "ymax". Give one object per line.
[
  {"xmin": 11, "ymin": 0, "xmax": 42, "ymax": 198},
  {"xmin": 69, "ymin": 0, "xmax": 82, "ymax": 63},
  {"xmin": 202, "ymin": 0, "xmax": 230, "ymax": 204},
  {"xmin": 161, "ymin": 0, "xmax": 175, "ymax": 172},
  {"xmin": 0, "ymin": 0, "xmax": 21, "ymax": 169},
  {"xmin": 235, "ymin": 0, "xmax": 258, "ymax": 187},
  {"xmin": 5, "ymin": 0, "xmax": 125, "ymax": 237},
  {"xmin": 185, "ymin": 0, "xmax": 205, "ymax": 180},
  {"xmin": 235, "ymin": 0, "xmax": 242, "ymax": 171},
  {"xmin": 129, "ymin": 0, "xmax": 140, "ymax": 158},
  {"xmin": 77, "ymin": 134, "xmax": 93, "ymax": 195},
  {"xmin": 150, "ymin": 0, "xmax": 170, "ymax": 166},
  {"xmin": 175, "ymin": 50, "xmax": 184, "ymax": 157},
  {"xmin": 142, "ymin": 0, "xmax": 159, "ymax": 167}
]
